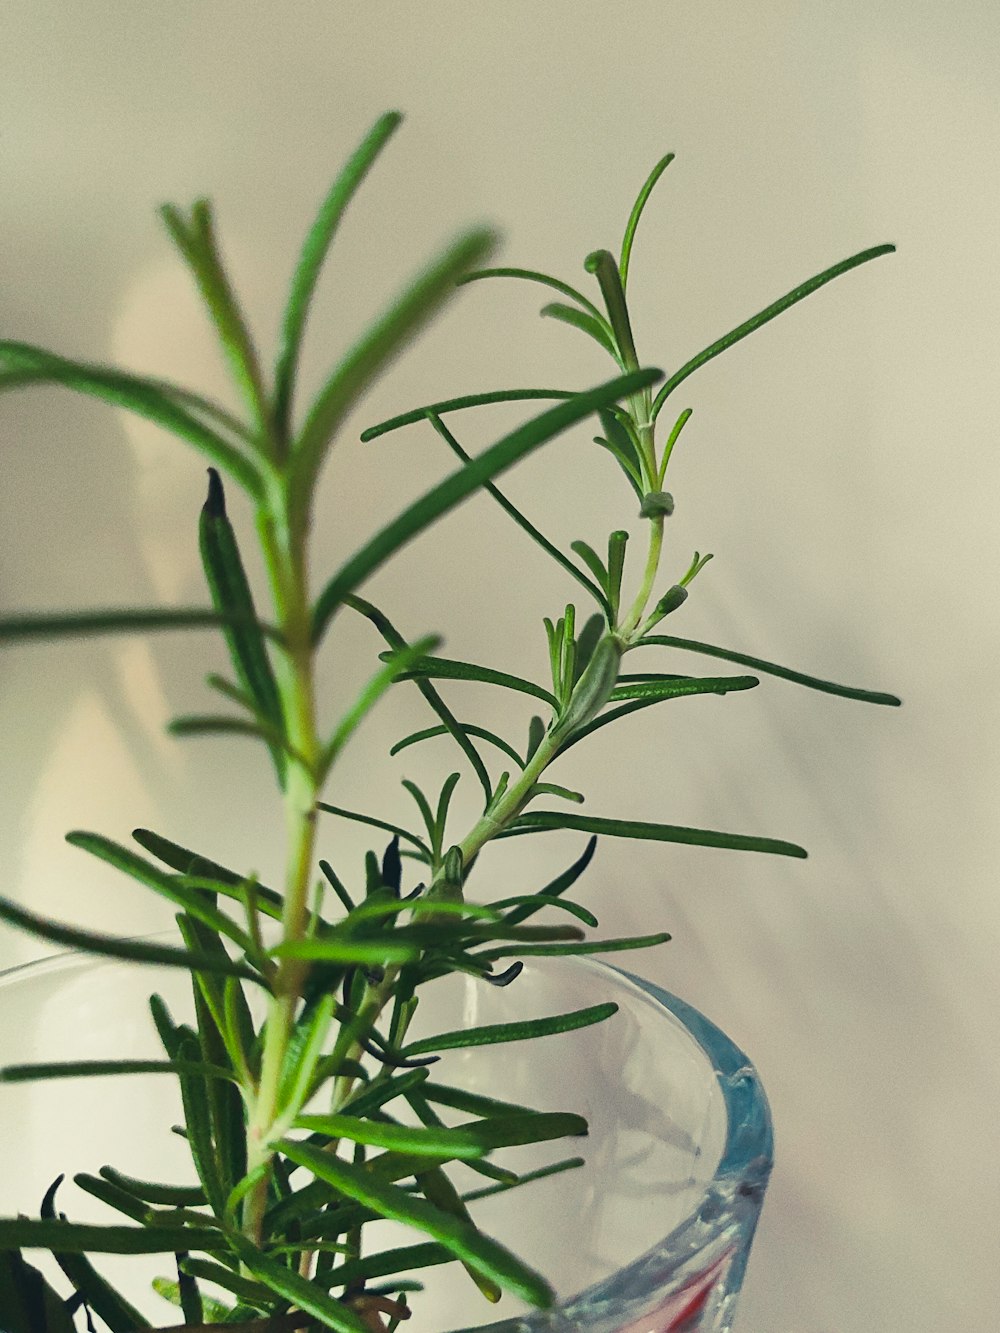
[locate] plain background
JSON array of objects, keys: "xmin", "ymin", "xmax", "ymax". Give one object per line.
[{"xmin": 1, "ymin": 4, "xmax": 998, "ymax": 1330}]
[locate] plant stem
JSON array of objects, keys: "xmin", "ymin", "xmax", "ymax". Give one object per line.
[
  {"xmin": 619, "ymin": 513, "xmax": 664, "ymax": 641},
  {"xmin": 242, "ymin": 485, "xmax": 322, "ymax": 1242}
]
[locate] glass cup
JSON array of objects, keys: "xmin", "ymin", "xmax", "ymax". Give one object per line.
[{"xmin": 0, "ymin": 950, "xmax": 771, "ymax": 1331}]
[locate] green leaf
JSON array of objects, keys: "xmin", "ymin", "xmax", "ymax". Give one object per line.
[
  {"xmin": 176, "ymin": 1257, "xmax": 277, "ymax": 1311},
  {"xmin": 71, "ymin": 1174, "xmax": 149, "ymax": 1225},
  {"xmin": 312, "ymin": 368, "xmax": 662, "ymax": 640},
  {"xmin": 0, "ymin": 341, "xmax": 262, "ymax": 494},
  {"xmin": 390, "ymin": 652, "xmax": 558, "ymax": 708},
  {"xmin": 474, "ymin": 931, "xmax": 672, "ymax": 961},
  {"xmin": 620, "ymin": 152, "xmax": 675, "ymax": 290},
  {"xmin": 319, "ymin": 858, "xmax": 356, "ymax": 914},
  {"xmin": 461, "ymin": 1156, "xmax": 585, "ymax": 1205},
  {"xmin": 637, "ymin": 635, "xmax": 903, "ymax": 705},
  {"xmin": 0, "ymin": 894, "xmax": 264, "ymax": 983},
  {"xmin": 277, "ymin": 992, "xmax": 335, "ymax": 1122},
  {"xmin": 426, "ymin": 411, "xmax": 610, "ymax": 616},
  {"xmin": 457, "ymin": 266, "xmax": 607, "ymax": 323},
  {"xmin": 650, "ymin": 243, "xmax": 897, "ymax": 419},
  {"xmin": 569, "ymin": 539, "xmax": 609, "ymax": 594},
  {"xmin": 346, "ymin": 595, "xmax": 493, "ymax": 802},
  {"xmin": 97, "ymin": 1168, "xmax": 206, "ymax": 1208},
  {"xmin": 491, "ymin": 894, "xmax": 597, "ymax": 927},
  {"xmin": 529, "ymin": 782, "xmax": 584, "ymax": 804},
  {"xmin": 410, "ymin": 1166, "xmax": 502, "ymax": 1303},
  {"xmin": 40, "ymin": 1178, "xmax": 150, "ymax": 1332},
  {"xmin": 293, "ymin": 1114, "xmax": 488, "ymax": 1159},
  {"xmin": 274, "ymin": 111, "xmax": 403, "ymax": 436},
  {"xmin": 199, "ymin": 468, "xmax": 286, "ymax": 783},
  {"xmin": 317, "ymin": 801, "xmax": 431, "ymax": 860},
  {"xmin": 584, "ymin": 250, "xmax": 640, "ymax": 372},
  {"xmin": 501, "ymin": 810, "xmax": 808, "ymax": 858},
  {"xmin": 0, "ymin": 1059, "xmax": 236, "ymax": 1083},
  {"xmin": 433, "ymin": 772, "xmax": 462, "ymax": 859},
  {"xmin": 65, "ymin": 831, "xmax": 259, "ymax": 960},
  {"xmin": 361, "ymin": 388, "xmax": 576, "ymax": 442},
  {"xmin": 271, "ymin": 937, "xmax": 421, "ymax": 965},
  {"xmin": 0, "ymin": 1251, "xmax": 77, "ymax": 1333},
  {"xmin": 364, "ymin": 1108, "xmax": 588, "ymax": 1185},
  {"xmin": 158, "ymin": 202, "xmax": 270, "ymax": 440},
  {"xmin": 419, "ymin": 1083, "xmax": 533, "ymax": 1120},
  {"xmin": 403, "ymin": 1002, "xmax": 617, "ymax": 1057},
  {"xmin": 501, "ymin": 835, "xmax": 598, "ymax": 925},
  {"xmin": 176, "ymin": 915, "xmax": 251, "ymax": 1196},
  {"xmin": 540, "ymin": 302, "xmax": 620, "ymax": 360},
  {"xmin": 657, "ymin": 405, "xmax": 694, "ymax": 483},
  {"xmin": 390, "ymin": 721, "xmax": 526, "ymax": 770},
  {"xmin": 292, "ymin": 226, "xmax": 498, "ymax": 521},
  {"xmin": 320, "ymin": 1241, "xmax": 452, "ymax": 1294},
  {"xmin": 320, "ymin": 633, "xmax": 442, "ymax": 781},
  {"xmin": 557, "ymin": 674, "xmax": 759, "ymax": 752},
  {"xmin": 227, "ymin": 1234, "xmax": 371, "ymax": 1333},
  {"xmin": 131, "ymin": 827, "xmax": 284, "ymax": 920},
  {"xmin": 277, "ymin": 1140, "xmax": 555, "ymax": 1309},
  {"xmin": 340, "ymin": 1068, "xmax": 431, "ymax": 1119},
  {"xmin": 0, "ymin": 606, "xmax": 280, "ymax": 645},
  {"xmin": 175, "ymin": 1034, "xmax": 228, "ymax": 1217},
  {"xmin": 167, "ymin": 713, "xmax": 304, "ymax": 765},
  {"xmin": 607, "ymin": 673, "xmax": 760, "ymax": 702},
  {"xmin": 0, "ymin": 1217, "xmax": 225, "ymax": 1254}
]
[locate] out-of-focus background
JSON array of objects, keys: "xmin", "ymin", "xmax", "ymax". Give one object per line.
[{"xmin": 1, "ymin": 4, "xmax": 997, "ymax": 1329}]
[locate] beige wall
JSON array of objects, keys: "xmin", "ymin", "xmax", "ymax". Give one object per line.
[{"xmin": 2, "ymin": 3, "xmax": 998, "ymax": 1329}]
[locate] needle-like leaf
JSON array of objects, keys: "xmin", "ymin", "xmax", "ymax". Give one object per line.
[
  {"xmin": 458, "ymin": 266, "xmax": 607, "ymax": 323},
  {"xmin": 65, "ymin": 831, "xmax": 260, "ymax": 960},
  {"xmin": 0, "ymin": 1059, "xmax": 236, "ymax": 1083},
  {"xmin": 274, "ymin": 111, "xmax": 403, "ymax": 436},
  {"xmin": 638, "ymin": 634, "xmax": 902, "ymax": 705},
  {"xmin": 227, "ymin": 1234, "xmax": 371, "ymax": 1333},
  {"xmin": 199, "ymin": 468, "xmax": 286, "ymax": 783},
  {"xmin": 292, "ymin": 227, "xmax": 498, "ymax": 524},
  {"xmin": 540, "ymin": 302, "xmax": 621, "ymax": 360},
  {"xmin": 361, "ymin": 388, "xmax": 576, "ymax": 442},
  {"xmin": 0, "ymin": 341, "xmax": 262, "ymax": 494},
  {"xmin": 0, "ymin": 1218, "xmax": 225, "ymax": 1254},
  {"xmin": 427, "ymin": 411, "xmax": 610, "ymax": 615},
  {"xmin": 346, "ymin": 594, "xmax": 494, "ymax": 802},
  {"xmin": 41, "ymin": 1177, "xmax": 151, "ymax": 1332},
  {"xmin": 0, "ymin": 607, "xmax": 281, "ymax": 645},
  {"xmin": 619, "ymin": 152, "xmax": 675, "ymax": 290},
  {"xmin": 389, "ymin": 652, "xmax": 558, "ymax": 708},
  {"xmin": 403, "ymin": 1001, "xmax": 617, "ymax": 1057},
  {"xmin": 317, "ymin": 802, "xmax": 432, "ymax": 860},
  {"xmin": 0, "ymin": 894, "xmax": 264, "ymax": 983},
  {"xmin": 158, "ymin": 202, "xmax": 271, "ymax": 443},
  {"xmin": 650, "ymin": 243, "xmax": 896, "ymax": 419},
  {"xmin": 500, "ymin": 811, "xmax": 808, "ymax": 858},
  {"xmin": 312, "ymin": 368, "xmax": 661, "ymax": 640},
  {"xmin": 277, "ymin": 1140, "xmax": 556, "ymax": 1309},
  {"xmin": 501, "ymin": 835, "xmax": 598, "ymax": 926},
  {"xmin": 390, "ymin": 721, "xmax": 525, "ymax": 770}
]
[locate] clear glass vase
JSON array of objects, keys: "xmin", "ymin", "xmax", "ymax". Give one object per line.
[{"xmin": 0, "ymin": 950, "xmax": 771, "ymax": 1332}]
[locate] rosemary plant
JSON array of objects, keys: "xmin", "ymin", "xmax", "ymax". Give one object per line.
[{"xmin": 0, "ymin": 112, "xmax": 897, "ymax": 1332}]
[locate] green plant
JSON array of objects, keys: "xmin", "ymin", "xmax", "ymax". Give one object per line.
[{"xmin": 0, "ymin": 111, "xmax": 897, "ymax": 1332}]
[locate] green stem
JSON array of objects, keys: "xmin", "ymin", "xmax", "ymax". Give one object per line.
[
  {"xmin": 242, "ymin": 486, "xmax": 322, "ymax": 1243},
  {"xmin": 618, "ymin": 514, "xmax": 664, "ymax": 641},
  {"xmin": 450, "ymin": 732, "xmax": 561, "ymax": 877}
]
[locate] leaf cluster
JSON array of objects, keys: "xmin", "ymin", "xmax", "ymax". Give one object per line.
[{"xmin": 0, "ymin": 112, "xmax": 897, "ymax": 1330}]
